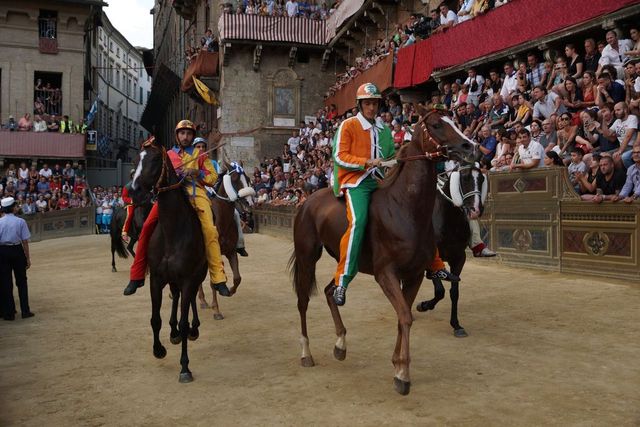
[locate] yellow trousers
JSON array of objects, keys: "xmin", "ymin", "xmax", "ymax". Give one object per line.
[{"xmin": 190, "ymin": 191, "xmax": 227, "ymax": 284}]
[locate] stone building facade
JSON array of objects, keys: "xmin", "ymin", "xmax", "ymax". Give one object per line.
[
  {"xmin": 0, "ymin": 0, "xmax": 103, "ymax": 123},
  {"xmin": 87, "ymin": 11, "xmax": 152, "ymax": 164}
]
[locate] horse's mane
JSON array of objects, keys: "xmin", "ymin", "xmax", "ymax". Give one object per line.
[{"xmin": 379, "ymin": 143, "xmax": 411, "ymax": 189}]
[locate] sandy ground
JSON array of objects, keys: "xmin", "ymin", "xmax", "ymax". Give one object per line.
[{"xmin": 0, "ymin": 233, "xmax": 639, "ymax": 426}]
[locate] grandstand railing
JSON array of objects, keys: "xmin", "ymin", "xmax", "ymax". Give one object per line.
[
  {"xmin": 0, "ymin": 132, "xmax": 85, "ymax": 158},
  {"xmin": 23, "ymin": 207, "xmax": 95, "ymax": 242}
]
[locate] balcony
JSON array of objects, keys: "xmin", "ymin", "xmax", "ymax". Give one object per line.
[
  {"xmin": 218, "ymin": 14, "xmax": 327, "ymax": 46},
  {"xmin": 181, "ymin": 51, "xmax": 219, "ymax": 93},
  {"xmin": 0, "ymin": 131, "xmax": 85, "ymax": 159},
  {"xmin": 38, "ymin": 37, "xmax": 58, "ymax": 54}
]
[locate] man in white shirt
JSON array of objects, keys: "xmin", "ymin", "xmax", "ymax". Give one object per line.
[
  {"xmin": 532, "ymin": 85, "xmax": 564, "ymax": 120},
  {"xmin": 286, "ymin": 0, "xmax": 299, "ymax": 17},
  {"xmin": 33, "ymin": 115, "xmax": 47, "ymax": 132},
  {"xmin": 463, "ymin": 67, "xmax": 485, "ymax": 106},
  {"xmin": 511, "ymin": 128, "xmax": 544, "ymax": 170},
  {"xmin": 438, "ymin": 3, "xmax": 457, "ymax": 31},
  {"xmin": 597, "ymin": 30, "xmax": 634, "ymax": 79},
  {"xmin": 38, "ymin": 164, "xmax": 52, "ymax": 179},
  {"xmin": 500, "ymin": 62, "xmax": 518, "ymax": 101},
  {"xmin": 607, "ymin": 102, "xmax": 638, "ymax": 168},
  {"xmin": 287, "ymin": 130, "xmax": 300, "ymax": 154},
  {"xmin": 457, "ymin": 0, "xmax": 475, "ymax": 23}
]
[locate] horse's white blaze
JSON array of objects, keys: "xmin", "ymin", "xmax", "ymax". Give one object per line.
[
  {"xmin": 335, "ymin": 333, "xmax": 346, "ymax": 350},
  {"xmin": 449, "ymin": 171, "xmax": 463, "ymax": 207},
  {"xmin": 440, "ymin": 116, "xmax": 478, "ymax": 148},
  {"xmin": 131, "ymin": 151, "xmax": 146, "ymax": 190},
  {"xmin": 300, "ymin": 336, "xmax": 312, "ymax": 359}
]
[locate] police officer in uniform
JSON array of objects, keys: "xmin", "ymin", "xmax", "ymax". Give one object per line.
[{"xmin": 0, "ymin": 197, "xmax": 34, "ymax": 320}]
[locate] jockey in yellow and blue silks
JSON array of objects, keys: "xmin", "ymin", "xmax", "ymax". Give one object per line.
[
  {"xmin": 331, "ymin": 83, "xmax": 395, "ymax": 306},
  {"xmin": 167, "ymin": 120, "xmax": 230, "ymax": 296}
]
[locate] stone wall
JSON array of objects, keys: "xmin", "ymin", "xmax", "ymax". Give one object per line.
[
  {"xmin": 0, "ymin": 1, "xmax": 90, "ymax": 120},
  {"xmin": 218, "ymin": 45, "xmax": 335, "ymax": 167}
]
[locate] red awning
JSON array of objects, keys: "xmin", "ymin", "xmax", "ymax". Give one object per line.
[
  {"xmin": 325, "ymin": 53, "xmax": 394, "ymax": 115},
  {"xmin": 394, "ymin": 0, "xmax": 638, "ymax": 88},
  {"xmin": 181, "ymin": 51, "xmax": 219, "ymax": 92}
]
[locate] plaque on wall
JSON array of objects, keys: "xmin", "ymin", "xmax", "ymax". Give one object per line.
[
  {"xmin": 231, "ymin": 137, "xmax": 254, "ymax": 147},
  {"xmin": 273, "ymin": 117, "xmax": 296, "ymax": 127}
]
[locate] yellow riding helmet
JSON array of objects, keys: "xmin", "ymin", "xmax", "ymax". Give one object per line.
[
  {"xmin": 355, "ymin": 83, "xmax": 382, "ymax": 102},
  {"xmin": 175, "ymin": 119, "xmax": 196, "ymax": 135}
]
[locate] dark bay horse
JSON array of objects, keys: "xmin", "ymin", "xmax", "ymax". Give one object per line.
[
  {"xmin": 198, "ymin": 163, "xmax": 256, "ymax": 319},
  {"xmin": 289, "ymin": 107, "xmax": 478, "ymax": 395},
  {"xmin": 129, "ymin": 137, "xmax": 207, "ymax": 383},
  {"xmin": 110, "ymin": 201, "xmax": 151, "ymax": 272},
  {"xmin": 417, "ymin": 164, "xmax": 487, "ymax": 338}
]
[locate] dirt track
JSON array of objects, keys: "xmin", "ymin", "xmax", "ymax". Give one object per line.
[{"xmin": 1, "ymin": 233, "xmax": 639, "ymax": 426}]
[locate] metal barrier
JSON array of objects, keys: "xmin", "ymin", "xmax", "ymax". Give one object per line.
[
  {"xmin": 23, "ymin": 207, "xmax": 96, "ymax": 242},
  {"xmin": 253, "ymin": 168, "xmax": 640, "ymax": 281}
]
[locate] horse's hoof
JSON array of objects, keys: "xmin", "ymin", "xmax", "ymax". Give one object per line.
[
  {"xmin": 153, "ymin": 345, "xmax": 167, "ymax": 359},
  {"xmin": 333, "ymin": 346, "xmax": 346, "ymax": 361},
  {"xmin": 170, "ymin": 334, "xmax": 181, "ymax": 345},
  {"xmin": 112, "ymin": 267, "xmax": 117, "ymax": 273},
  {"xmin": 416, "ymin": 302, "xmax": 428, "ymax": 312},
  {"xmin": 300, "ymin": 356, "xmax": 315, "ymax": 367},
  {"xmin": 454, "ymin": 328, "xmax": 468, "ymax": 338},
  {"xmin": 393, "ymin": 377, "xmax": 411, "ymax": 395},
  {"xmin": 188, "ymin": 330, "xmax": 199, "ymax": 341},
  {"xmin": 213, "ymin": 313, "xmax": 224, "ymax": 320},
  {"xmin": 179, "ymin": 372, "xmax": 194, "ymax": 383}
]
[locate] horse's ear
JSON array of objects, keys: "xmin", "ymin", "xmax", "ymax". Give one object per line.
[
  {"xmin": 223, "ymin": 160, "xmax": 232, "ymax": 171},
  {"xmin": 141, "ymin": 135, "xmax": 156, "ymax": 148},
  {"xmin": 416, "ymin": 104, "xmax": 429, "ymax": 117}
]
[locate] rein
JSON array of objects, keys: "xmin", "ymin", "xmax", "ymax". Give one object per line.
[{"xmin": 396, "ymin": 110, "xmax": 449, "ymax": 163}]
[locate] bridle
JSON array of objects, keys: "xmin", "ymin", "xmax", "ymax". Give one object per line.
[
  {"xmin": 397, "ymin": 109, "xmax": 451, "ymax": 163},
  {"xmin": 437, "ymin": 164, "xmax": 486, "ymax": 213},
  {"xmin": 139, "ymin": 137, "xmax": 184, "ymax": 195}
]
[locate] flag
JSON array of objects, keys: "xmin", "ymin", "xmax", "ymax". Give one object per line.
[
  {"xmin": 86, "ymin": 95, "xmax": 100, "ymax": 125},
  {"xmin": 193, "ymin": 76, "xmax": 217, "ymax": 105}
]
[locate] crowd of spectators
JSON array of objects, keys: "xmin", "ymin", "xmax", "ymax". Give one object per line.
[
  {"xmin": 326, "ymin": 1, "xmax": 509, "ymax": 99},
  {"xmin": 429, "ymin": 27, "xmax": 640, "ymax": 203},
  {"xmin": 33, "ymin": 78, "xmax": 62, "ymax": 116},
  {"xmin": 267, "ymin": 26, "xmax": 640, "ymax": 206},
  {"xmin": 1, "ymin": 113, "xmax": 86, "ymax": 134},
  {"xmin": 0, "ymin": 161, "xmax": 93, "ymax": 216},
  {"xmin": 220, "ymin": 0, "xmax": 338, "ymax": 19}
]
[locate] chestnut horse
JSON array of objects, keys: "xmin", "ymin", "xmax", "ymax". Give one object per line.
[
  {"xmin": 289, "ymin": 107, "xmax": 478, "ymax": 395},
  {"xmin": 129, "ymin": 137, "xmax": 208, "ymax": 383},
  {"xmin": 417, "ymin": 164, "xmax": 487, "ymax": 337}
]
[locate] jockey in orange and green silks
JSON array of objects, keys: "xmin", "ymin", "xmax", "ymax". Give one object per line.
[{"xmin": 331, "ymin": 83, "xmax": 395, "ymax": 306}]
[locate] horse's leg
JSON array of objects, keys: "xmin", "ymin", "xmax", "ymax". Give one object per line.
[
  {"xmin": 150, "ymin": 275, "xmax": 166, "ymax": 359},
  {"xmin": 448, "ymin": 255, "xmax": 467, "ymax": 338},
  {"xmin": 323, "ymin": 280, "xmax": 347, "ymax": 361},
  {"xmin": 376, "ymin": 269, "xmax": 414, "ymax": 395},
  {"xmin": 228, "ymin": 253, "xmax": 242, "ymax": 295},
  {"xmin": 208, "ymin": 283, "xmax": 224, "ymax": 320},
  {"xmin": 416, "ymin": 278, "xmax": 445, "ymax": 312},
  {"xmin": 111, "ymin": 247, "xmax": 117, "ymax": 272},
  {"xmin": 197, "ymin": 284, "xmax": 208, "ymax": 309},
  {"xmin": 189, "ymin": 298, "xmax": 200, "ymax": 341},
  {"xmin": 169, "ymin": 286, "xmax": 181, "ymax": 345},
  {"xmin": 178, "ymin": 284, "xmax": 193, "ymax": 383}
]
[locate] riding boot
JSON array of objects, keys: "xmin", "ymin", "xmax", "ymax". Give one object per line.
[
  {"xmin": 212, "ymin": 282, "xmax": 231, "ymax": 297},
  {"xmin": 123, "ymin": 279, "xmax": 145, "ymax": 296},
  {"xmin": 333, "ymin": 286, "xmax": 346, "ymax": 306},
  {"xmin": 236, "ymin": 247, "xmax": 248, "ymax": 257}
]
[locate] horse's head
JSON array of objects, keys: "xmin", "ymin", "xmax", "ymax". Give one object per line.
[
  {"xmin": 130, "ymin": 136, "xmax": 166, "ymax": 204},
  {"xmin": 221, "ymin": 161, "xmax": 256, "ymax": 211},
  {"xmin": 438, "ymin": 164, "xmax": 487, "ymax": 218},
  {"xmin": 414, "ymin": 104, "xmax": 478, "ymax": 164}
]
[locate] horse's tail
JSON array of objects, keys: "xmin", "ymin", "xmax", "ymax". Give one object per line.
[
  {"xmin": 111, "ymin": 211, "xmax": 129, "ymax": 259},
  {"xmin": 287, "ymin": 250, "xmax": 317, "ymax": 298}
]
